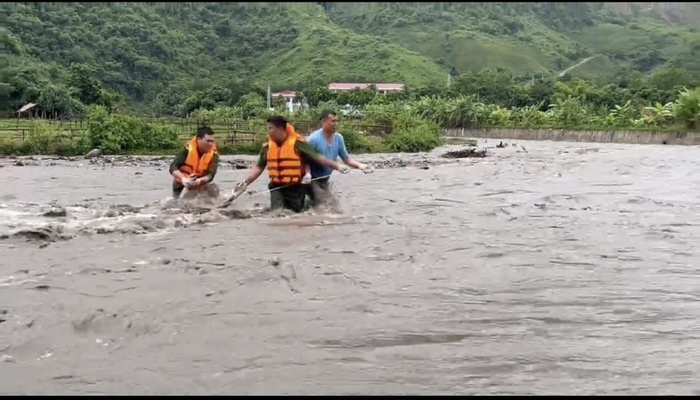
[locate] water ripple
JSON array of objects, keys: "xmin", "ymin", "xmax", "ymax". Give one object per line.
[{"xmin": 1, "ymin": 141, "xmax": 700, "ymax": 395}]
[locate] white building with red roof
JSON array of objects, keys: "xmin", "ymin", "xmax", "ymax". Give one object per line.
[{"xmin": 271, "ymin": 90, "xmax": 306, "ymax": 113}]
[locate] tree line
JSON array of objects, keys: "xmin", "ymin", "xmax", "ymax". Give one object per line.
[{"xmin": 2, "ymin": 81, "xmax": 697, "ymax": 157}]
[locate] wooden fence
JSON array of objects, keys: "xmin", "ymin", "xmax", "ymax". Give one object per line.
[{"xmin": 0, "ymin": 118, "xmax": 392, "ymax": 146}]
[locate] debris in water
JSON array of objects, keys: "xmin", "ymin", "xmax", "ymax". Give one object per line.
[
  {"xmin": 110, "ymin": 204, "xmax": 142, "ymax": 214},
  {"xmin": 371, "ymin": 157, "xmax": 444, "ymax": 170},
  {"xmin": 224, "ymin": 159, "xmax": 249, "ymax": 169},
  {"xmin": 3, "ymin": 228, "xmax": 52, "ymax": 241},
  {"xmin": 440, "ymin": 148, "xmax": 488, "ymax": 159},
  {"xmin": 84, "ymin": 148, "xmax": 102, "ymax": 159},
  {"xmin": 218, "ymin": 209, "xmax": 252, "ymax": 219},
  {"xmin": 42, "ymin": 208, "xmax": 67, "ymax": 218}
]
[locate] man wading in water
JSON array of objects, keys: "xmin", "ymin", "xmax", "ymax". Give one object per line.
[
  {"xmin": 234, "ymin": 115, "xmax": 350, "ymax": 213},
  {"xmin": 306, "ymin": 110, "xmax": 373, "ymax": 207},
  {"xmin": 169, "ymin": 126, "xmax": 220, "ymax": 200}
]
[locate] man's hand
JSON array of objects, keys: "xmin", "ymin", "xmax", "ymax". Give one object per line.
[
  {"xmin": 358, "ymin": 163, "xmax": 374, "ymax": 174},
  {"xmin": 173, "ymin": 170, "xmax": 185, "ymax": 182},
  {"xmin": 195, "ymin": 175, "xmax": 211, "ymax": 186},
  {"xmin": 234, "ymin": 181, "xmax": 248, "ymax": 194},
  {"xmin": 301, "ymin": 173, "xmax": 312, "ymax": 184},
  {"xmin": 337, "ymin": 165, "xmax": 350, "ymax": 174},
  {"xmin": 183, "ymin": 176, "xmax": 197, "ymax": 188}
]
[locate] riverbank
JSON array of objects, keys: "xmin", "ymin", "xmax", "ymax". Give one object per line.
[
  {"xmin": 0, "ymin": 148, "xmax": 479, "ymax": 171},
  {"xmin": 4, "ymin": 127, "xmax": 698, "ymax": 159},
  {"xmin": 444, "ymin": 128, "xmax": 700, "ymax": 145}
]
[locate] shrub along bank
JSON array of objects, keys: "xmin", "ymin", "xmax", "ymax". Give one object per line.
[{"xmin": 1, "ymin": 86, "xmax": 698, "ymax": 156}]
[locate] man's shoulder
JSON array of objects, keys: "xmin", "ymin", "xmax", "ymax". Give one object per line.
[
  {"xmin": 328, "ymin": 132, "xmax": 345, "ymax": 148},
  {"xmin": 307, "ymin": 129, "xmax": 323, "ymax": 141}
]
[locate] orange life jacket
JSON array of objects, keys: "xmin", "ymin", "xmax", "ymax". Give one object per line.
[
  {"xmin": 266, "ymin": 133, "xmax": 304, "ymax": 185},
  {"xmin": 176, "ymin": 136, "xmax": 217, "ymax": 185},
  {"xmin": 286, "ymin": 123, "xmax": 305, "ymax": 141}
]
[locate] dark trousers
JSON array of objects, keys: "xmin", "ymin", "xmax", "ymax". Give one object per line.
[
  {"xmin": 306, "ymin": 177, "xmax": 331, "ymax": 207},
  {"xmin": 269, "ymin": 183, "xmax": 307, "ymax": 213}
]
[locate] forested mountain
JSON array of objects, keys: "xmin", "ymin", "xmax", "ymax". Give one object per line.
[
  {"xmin": 2, "ymin": 2, "xmax": 699, "ymax": 116},
  {"xmin": 324, "ymin": 2, "xmax": 700, "ymax": 77},
  {"xmin": 606, "ymin": 2, "xmax": 700, "ymax": 26}
]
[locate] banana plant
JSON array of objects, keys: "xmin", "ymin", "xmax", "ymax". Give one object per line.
[
  {"xmin": 608, "ymin": 100, "xmax": 636, "ymax": 127},
  {"xmin": 672, "ymin": 87, "xmax": 700, "ymax": 129},
  {"xmin": 641, "ymin": 102, "xmax": 674, "ymax": 126}
]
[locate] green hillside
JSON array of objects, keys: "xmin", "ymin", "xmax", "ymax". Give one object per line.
[
  {"xmin": 604, "ymin": 2, "xmax": 700, "ymax": 28},
  {"xmin": 256, "ymin": 6, "xmax": 446, "ymax": 88},
  {"xmin": 2, "ymin": 2, "xmax": 699, "ymax": 115},
  {"xmin": 325, "ymin": 3, "xmax": 700, "ymax": 78}
]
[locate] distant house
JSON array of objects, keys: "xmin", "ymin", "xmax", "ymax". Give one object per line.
[
  {"xmin": 271, "ymin": 90, "xmax": 307, "ymax": 113},
  {"xmin": 328, "ymin": 83, "xmax": 405, "ymax": 95},
  {"xmin": 14, "ymin": 103, "xmax": 58, "ymax": 119}
]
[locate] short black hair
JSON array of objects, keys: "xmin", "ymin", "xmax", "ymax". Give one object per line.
[
  {"xmin": 319, "ymin": 109, "xmax": 337, "ymax": 121},
  {"xmin": 266, "ymin": 115, "xmax": 288, "ymax": 129},
  {"xmin": 196, "ymin": 126, "xmax": 214, "ymax": 138}
]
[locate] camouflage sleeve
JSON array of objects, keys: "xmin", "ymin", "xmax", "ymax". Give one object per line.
[
  {"xmin": 256, "ymin": 145, "xmax": 268, "ymax": 169},
  {"xmin": 169, "ymin": 148, "xmax": 188, "ymax": 174},
  {"xmin": 204, "ymin": 152, "xmax": 220, "ymax": 182},
  {"xmin": 295, "ymin": 140, "xmax": 320, "ymax": 164}
]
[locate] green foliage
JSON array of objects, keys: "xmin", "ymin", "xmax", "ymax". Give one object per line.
[
  {"xmin": 2, "ymin": 84, "xmax": 698, "ymax": 157},
  {"xmin": 4, "ymin": 2, "xmax": 700, "ymax": 118},
  {"xmin": 337, "ymin": 128, "xmax": 380, "ymax": 153},
  {"xmin": 82, "ymin": 105, "xmax": 179, "ymax": 154},
  {"xmin": 225, "ymin": 131, "xmax": 268, "ymax": 156},
  {"xmin": 7, "ymin": 121, "xmax": 79, "ymax": 155},
  {"xmin": 0, "ymin": 30, "xmax": 12, "ymax": 113},
  {"xmin": 672, "ymin": 87, "xmax": 700, "ymax": 129},
  {"xmin": 257, "ymin": 21, "xmax": 446, "ymax": 88},
  {"xmin": 325, "ymin": 3, "xmax": 700, "ymax": 77},
  {"xmin": 383, "ymin": 119, "xmax": 442, "ymax": 153},
  {"xmin": 22, "ymin": 120, "xmax": 55, "ymax": 154},
  {"xmin": 0, "ymin": 120, "xmax": 83, "ymax": 155},
  {"xmin": 3, "ymin": 1, "xmax": 700, "ymax": 157}
]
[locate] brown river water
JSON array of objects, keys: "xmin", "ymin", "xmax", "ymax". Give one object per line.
[{"xmin": 1, "ymin": 139, "xmax": 699, "ymax": 395}]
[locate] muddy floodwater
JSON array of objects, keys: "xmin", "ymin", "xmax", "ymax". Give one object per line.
[{"xmin": 1, "ymin": 139, "xmax": 699, "ymax": 395}]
